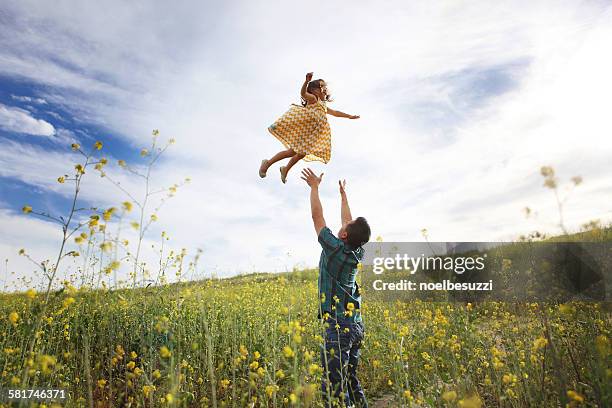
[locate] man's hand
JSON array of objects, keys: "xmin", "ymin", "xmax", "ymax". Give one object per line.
[
  {"xmin": 302, "ymin": 168, "xmax": 326, "ymax": 235},
  {"xmin": 301, "ymin": 168, "xmax": 324, "ymax": 188},
  {"xmin": 339, "ymin": 179, "xmax": 352, "ymax": 226},
  {"xmin": 339, "ymin": 179, "xmax": 347, "ymax": 196},
  {"xmin": 305, "ymin": 72, "xmax": 313, "ymax": 82},
  {"xmin": 349, "ymin": 114, "xmax": 360, "ymax": 119}
]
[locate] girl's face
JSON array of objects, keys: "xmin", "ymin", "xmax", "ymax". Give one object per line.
[{"xmin": 319, "ymin": 81, "xmax": 328, "ymax": 97}]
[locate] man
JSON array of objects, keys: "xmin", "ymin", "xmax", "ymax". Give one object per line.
[{"xmin": 300, "ymin": 168, "xmax": 371, "ymax": 408}]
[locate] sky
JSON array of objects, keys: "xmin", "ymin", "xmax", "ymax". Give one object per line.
[{"xmin": 1, "ymin": 0, "xmax": 611, "ymax": 292}]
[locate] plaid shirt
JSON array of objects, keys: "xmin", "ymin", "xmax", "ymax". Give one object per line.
[{"xmin": 317, "ymin": 226, "xmax": 364, "ymax": 323}]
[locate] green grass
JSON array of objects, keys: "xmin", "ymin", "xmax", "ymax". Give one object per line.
[{"xmin": 1, "ymin": 265, "xmax": 610, "ymax": 407}]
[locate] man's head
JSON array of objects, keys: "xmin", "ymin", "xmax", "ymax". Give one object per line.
[{"xmin": 338, "ymin": 217, "xmax": 371, "ymax": 248}]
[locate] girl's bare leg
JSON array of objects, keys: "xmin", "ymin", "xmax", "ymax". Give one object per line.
[
  {"xmin": 280, "ymin": 153, "xmax": 306, "ymax": 183},
  {"xmin": 261, "ymin": 148, "xmax": 295, "ymax": 174}
]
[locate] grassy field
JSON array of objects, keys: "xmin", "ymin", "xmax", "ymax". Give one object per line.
[
  {"xmin": 1, "ymin": 267, "xmax": 610, "ymax": 407},
  {"xmin": 2, "ymin": 140, "xmax": 610, "ymax": 407}
]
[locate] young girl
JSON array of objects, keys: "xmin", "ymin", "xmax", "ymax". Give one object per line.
[{"xmin": 259, "ymin": 72, "xmax": 360, "ymax": 183}]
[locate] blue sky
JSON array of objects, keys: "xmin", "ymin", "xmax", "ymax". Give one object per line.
[{"xmin": 1, "ymin": 0, "xmax": 612, "ymax": 291}]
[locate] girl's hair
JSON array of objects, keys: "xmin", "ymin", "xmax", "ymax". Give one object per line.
[{"xmin": 301, "ymin": 79, "xmax": 333, "ymax": 107}]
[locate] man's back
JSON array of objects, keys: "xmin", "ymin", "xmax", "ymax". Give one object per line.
[{"xmin": 317, "ymin": 226, "xmax": 363, "ymax": 323}]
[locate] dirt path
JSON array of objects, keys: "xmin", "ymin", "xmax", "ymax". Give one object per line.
[{"xmin": 371, "ymin": 394, "xmax": 397, "ymax": 407}]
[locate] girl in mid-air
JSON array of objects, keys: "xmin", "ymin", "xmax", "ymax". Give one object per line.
[{"xmin": 259, "ymin": 72, "xmax": 360, "ymax": 183}]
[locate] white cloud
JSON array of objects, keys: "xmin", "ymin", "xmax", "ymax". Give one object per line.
[
  {"xmin": 0, "ymin": 208, "xmax": 62, "ymax": 291},
  {"xmin": 0, "ymin": 103, "xmax": 55, "ymax": 136},
  {"xmin": 0, "ymin": 139, "xmax": 149, "ymax": 205},
  {"xmin": 1, "ymin": 0, "xmax": 612, "ymax": 291},
  {"xmin": 11, "ymin": 94, "xmax": 47, "ymax": 105},
  {"xmin": 52, "ymin": 128, "xmax": 78, "ymax": 146}
]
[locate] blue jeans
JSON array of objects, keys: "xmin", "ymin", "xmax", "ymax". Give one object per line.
[{"xmin": 320, "ymin": 317, "xmax": 368, "ymax": 408}]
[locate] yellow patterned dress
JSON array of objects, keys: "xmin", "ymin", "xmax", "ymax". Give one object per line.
[{"xmin": 267, "ymin": 99, "xmax": 332, "ymax": 163}]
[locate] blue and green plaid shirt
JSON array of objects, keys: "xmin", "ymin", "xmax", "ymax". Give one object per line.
[{"xmin": 317, "ymin": 226, "xmax": 364, "ymax": 323}]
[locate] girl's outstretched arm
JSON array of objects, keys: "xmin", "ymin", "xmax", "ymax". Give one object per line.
[
  {"xmin": 327, "ymin": 107, "xmax": 360, "ymax": 119},
  {"xmin": 301, "ymin": 72, "xmax": 317, "ymax": 104}
]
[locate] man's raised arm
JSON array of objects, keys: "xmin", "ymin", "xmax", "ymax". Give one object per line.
[
  {"xmin": 300, "ymin": 168, "xmax": 326, "ymax": 236},
  {"xmin": 339, "ymin": 179, "xmax": 352, "ymax": 227}
]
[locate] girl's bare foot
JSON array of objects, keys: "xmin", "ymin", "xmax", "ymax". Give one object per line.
[
  {"xmin": 280, "ymin": 166, "xmax": 288, "ymax": 184},
  {"xmin": 259, "ymin": 159, "xmax": 268, "ymax": 178}
]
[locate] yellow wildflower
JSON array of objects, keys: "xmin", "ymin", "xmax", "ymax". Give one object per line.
[
  {"xmin": 62, "ymin": 297, "xmax": 75, "ymax": 308},
  {"xmin": 103, "ymin": 207, "xmax": 116, "ymax": 221},
  {"xmin": 442, "ymin": 390, "xmax": 457, "ymax": 402},
  {"xmin": 308, "ymin": 363, "xmax": 322, "ymax": 375},
  {"xmin": 283, "ymin": 346, "xmax": 295, "ymax": 358},
  {"xmin": 159, "ymin": 346, "xmax": 171, "ymax": 358},
  {"xmin": 9, "ymin": 311, "xmax": 19, "ymax": 325},
  {"xmin": 567, "ymin": 390, "xmax": 584, "ymax": 403},
  {"xmin": 143, "ymin": 385, "xmax": 156, "ymax": 397},
  {"xmin": 38, "ymin": 354, "xmax": 57, "ymax": 374},
  {"xmin": 458, "ymin": 394, "xmax": 482, "ymax": 408},
  {"xmin": 266, "ymin": 384, "xmax": 279, "ymax": 397},
  {"xmin": 532, "ymin": 336, "xmax": 548, "ymax": 351},
  {"xmin": 74, "ymin": 164, "xmax": 85, "ymax": 175}
]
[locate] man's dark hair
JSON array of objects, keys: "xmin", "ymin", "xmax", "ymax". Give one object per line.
[{"xmin": 346, "ymin": 217, "xmax": 371, "ymax": 247}]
